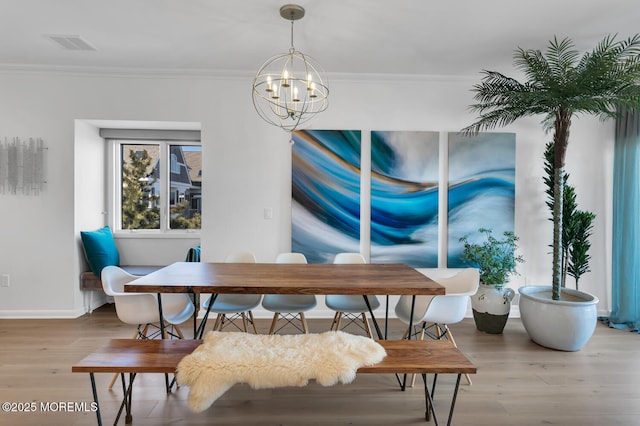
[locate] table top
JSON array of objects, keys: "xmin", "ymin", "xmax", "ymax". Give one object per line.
[{"xmin": 124, "ymin": 262, "xmax": 445, "ymax": 296}]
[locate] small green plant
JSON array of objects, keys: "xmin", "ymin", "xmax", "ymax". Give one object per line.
[
  {"xmin": 459, "ymin": 228, "xmax": 524, "ymax": 288},
  {"xmin": 543, "ymin": 141, "xmax": 595, "ymax": 290}
]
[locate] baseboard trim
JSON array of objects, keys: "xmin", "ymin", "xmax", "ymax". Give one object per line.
[{"xmin": 0, "ymin": 308, "xmax": 87, "ymax": 319}]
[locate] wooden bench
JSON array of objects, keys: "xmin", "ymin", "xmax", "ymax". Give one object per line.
[{"xmin": 73, "ymin": 338, "xmax": 476, "ymax": 426}]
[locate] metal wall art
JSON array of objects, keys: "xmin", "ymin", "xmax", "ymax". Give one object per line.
[{"xmin": 0, "ymin": 137, "xmax": 46, "ymax": 195}]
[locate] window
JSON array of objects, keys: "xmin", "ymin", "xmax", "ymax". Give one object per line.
[{"xmin": 111, "ymin": 139, "xmax": 202, "ymax": 233}]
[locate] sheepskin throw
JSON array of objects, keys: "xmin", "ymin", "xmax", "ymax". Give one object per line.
[{"xmin": 176, "ymin": 330, "xmax": 387, "ymax": 412}]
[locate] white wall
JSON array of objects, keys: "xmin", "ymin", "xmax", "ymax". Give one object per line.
[{"xmin": 0, "ymin": 70, "xmax": 613, "ymax": 318}]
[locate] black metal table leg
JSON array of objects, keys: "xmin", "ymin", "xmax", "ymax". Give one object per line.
[
  {"xmin": 384, "ymin": 295, "xmax": 389, "ymax": 340},
  {"xmin": 407, "ymin": 294, "xmax": 416, "ymax": 339},
  {"xmin": 364, "ymin": 295, "xmax": 413, "ymax": 391},
  {"xmin": 399, "ymin": 295, "xmax": 418, "ymax": 391},
  {"xmin": 362, "ymin": 295, "xmax": 383, "ymax": 340},
  {"xmin": 191, "ymin": 291, "xmax": 198, "ymax": 338},
  {"xmin": 196, "ymin": 293, "xmax": 217, "ymax": 339},
  {"xmin": 156, "ymin": 293, "xmax": 165, "ymax": 339},
  {"xmin": 89, "ymin": 373, "xmax": 102, "ymax": 426}
]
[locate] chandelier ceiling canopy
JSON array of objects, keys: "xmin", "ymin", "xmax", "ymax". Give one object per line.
[{"xmin": 252, "ymin": 4, "xmax": 329, "ymax": 133}]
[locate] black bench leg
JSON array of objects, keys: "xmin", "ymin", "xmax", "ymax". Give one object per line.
[
  {"xmin": 114, "ymin": 372, "xmax": 136, "ymax": 425},
  {"xmin": 422, "ymin": 373, "xmax": 463, "ymax": 426},
  {"xmin": 446, "ymin": 374, "xmax": 463, "ymax": 426},
  {"xmin": 89, "ymin": 373, "xmax": 102, "ymax": 426},
  {"xmin": 422, "ymin": 373, "xmax": 437, "ymax": 424}
]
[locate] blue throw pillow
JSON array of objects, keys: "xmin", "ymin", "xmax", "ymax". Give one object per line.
[{"xmin": 80, "ymin": 226, "xmax": 120, "ymax": 277}]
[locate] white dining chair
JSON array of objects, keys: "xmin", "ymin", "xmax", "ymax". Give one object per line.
[
  {"xmin": 395, "ymin": 267, "xmax": 479, "ymax": 385},
  {"xmin": 325, "ymin": 252, "xmax": 380, "ymax": 338},
  {"xmin": 201, "ymin": 252, "xmax": 262, "ymax": 333},
  {"xmin": 262, "ymin": 252, "xmax": 317, "ymax": 334},
  {"xmin": 101, "ymin": 265, "xmax": 195, "ymax": 388}
]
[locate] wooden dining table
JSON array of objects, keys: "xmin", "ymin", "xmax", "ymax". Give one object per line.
[{"xmin": 125, "ymin": 261, "xmax": 445, "ymax": 340}]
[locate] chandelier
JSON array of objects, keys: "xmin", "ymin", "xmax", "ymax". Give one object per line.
[{"xmin": 252, "ymin": 4, "xmax": 329, "ymax": 133}]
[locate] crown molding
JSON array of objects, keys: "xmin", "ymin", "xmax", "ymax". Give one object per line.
[{"xmin": 0, "ymin": 63, "xmax": 479, "ymax": 83}]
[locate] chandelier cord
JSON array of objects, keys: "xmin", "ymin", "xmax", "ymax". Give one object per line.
[{"xmin": 289, "ymin": 17, "xmax": 295, "ymax": 53}]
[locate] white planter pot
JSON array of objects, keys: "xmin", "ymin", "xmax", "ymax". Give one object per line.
[
  {"xmin": 518, "ymin": 285, "xmax": 599, "ymax": 351},
  {"xmin": 471, "ymin": 284, "xmax": 515, "ymax": 334}
]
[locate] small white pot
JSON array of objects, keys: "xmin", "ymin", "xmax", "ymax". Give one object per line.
[
  {"xmin": 518, "ymin": 285, "xmax": 599, "ymax": 351},
  {"xmin": 471, "ymin": 284, "xmax": 515, "ymax": 334}
]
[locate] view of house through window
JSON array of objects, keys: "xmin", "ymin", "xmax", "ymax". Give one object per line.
[{"xmin": 120, "ymin": 142, "xmax": 201, "ymax": 231}]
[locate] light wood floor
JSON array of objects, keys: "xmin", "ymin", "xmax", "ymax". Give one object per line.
[{"xmin": 2, "ymin": 304, "xmax": 640, "ymax": 425}]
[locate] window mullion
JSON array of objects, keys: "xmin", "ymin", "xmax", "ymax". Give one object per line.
[
  {"xmin": 108, "ymin": 139, "xmax": 119, "ymax": 231},
  {"xmin": 159, "ymin": 142, "xmax": 169, "ymax": 232}
]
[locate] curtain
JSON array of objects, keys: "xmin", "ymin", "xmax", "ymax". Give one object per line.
[{"xmin": 607, "ymin": 109, "xmax": 640, "ymax": 331}]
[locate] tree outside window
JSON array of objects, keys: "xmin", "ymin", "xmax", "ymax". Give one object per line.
[{"xmin": 119, "ymin": 143, "xmax": 201, "ymax": 231}]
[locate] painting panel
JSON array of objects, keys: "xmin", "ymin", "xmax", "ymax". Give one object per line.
[
  {"xmin": 292, "ymin": 130, "xmax": 361, "ymax": 263},
  {"xmin": 370, "ymin": 131, "xmax": 439, "ymax": 267},
  {"xmin": 447, "ymin": 132, "xmax": 516, "ymax": 267}
]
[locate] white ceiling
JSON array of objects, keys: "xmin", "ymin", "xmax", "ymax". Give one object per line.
[{"xmin": 1, "ymin": 0, "xmax": 638, "ymax": 77}]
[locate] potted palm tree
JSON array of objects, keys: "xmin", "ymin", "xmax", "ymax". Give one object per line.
[{"xmin": 462, "ymin": 35, "xmax": 640, "ymax": 351}]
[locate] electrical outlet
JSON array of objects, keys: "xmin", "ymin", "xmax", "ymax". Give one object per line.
[{"xmin": 0, "ymin": 274, "xmax": 9, "ymax": 287}]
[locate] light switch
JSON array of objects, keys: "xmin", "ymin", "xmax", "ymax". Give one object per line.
[{"xmin": 264, "ymin": 208, "xmax": 273, "ymax": 220}]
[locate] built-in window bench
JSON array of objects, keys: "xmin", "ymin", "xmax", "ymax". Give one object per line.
[{"xmin": 80, "ymin": 266, "xmax": 166, "ymax": 313}]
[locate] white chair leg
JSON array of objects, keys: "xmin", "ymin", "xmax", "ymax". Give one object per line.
[
  {"xmin": 172, "ymin": 324, "xmax": 185, "ymax": 339},
  {"xmin": 402, "ymin": 326, "xmax": 410, "ymax": 340},
  {"xmin": 109, "ymin": 327, "xmax": 143, "ymax": 389},
  {"xmin": 240, "ymin": 313, "xmax": 249, "ymax": 332},
  {"xmin": 247, "ymin": 311, "xmax": 258, "ymax": 333},
  {"xmin": 444, "ymin": 327, "xmax": 472, "ymax": 385},
  {"xmin": 409, "ymin": 326, "xmax": 427, "ymax": 387},
  {"xmin": 213, "ymin": 314, "xmax": 224, "ymax": 331},
  {"xmin": 268, "ymin": 313, "xmax": 280, "ymax": 334},
  {"xmin": 361, "ymin": 313, "xmax": 373, "ymax": 338},
  {"xmin": 329, "ymin": 312, "xmax": 340, "ymax": 331},
  {"xmin": 300, "ymin": 312, "xmax": 309, "ymax": 334},
  {"xmin": 334, "ymin": 313, "xmax": 343, "ymax": 332}
]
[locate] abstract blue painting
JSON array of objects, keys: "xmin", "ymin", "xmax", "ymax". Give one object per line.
[
  {"xmin": 370, "ymin": 131, "xmax": 439, "ymax": 267},
  {"xmin": 291, "ymin": 130, "xmax": 361, "ymax": 263},
  {"xmin": 447, "ymin": 132, "xmax": 516, "ymax": 266}
]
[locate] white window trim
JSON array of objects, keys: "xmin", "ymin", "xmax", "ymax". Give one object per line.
[{"xmin": 107, "ymin": 139, "xmax": 201, "ymax": 237}]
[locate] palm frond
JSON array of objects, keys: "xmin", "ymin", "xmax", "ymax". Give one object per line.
[
  {"xmin": 514, "ymin": 48, "xmax": 552, "ymax": 86},
  {"xmin": 546, "ymin": 36, "xmax": 579, "ymax": 83},
  {"xmin": 463, "ymin": 34, "xmax": 640, "ymax": 136}
]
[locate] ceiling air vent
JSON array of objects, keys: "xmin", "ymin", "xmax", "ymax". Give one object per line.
[{"xmin": 45, "ymin": 34, "xmax": 96, "ymax": 51}]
